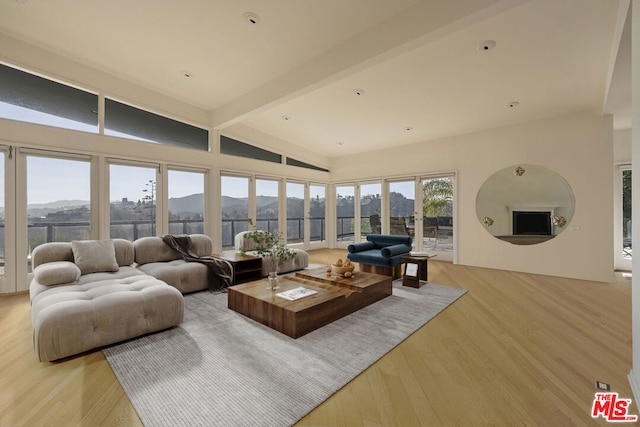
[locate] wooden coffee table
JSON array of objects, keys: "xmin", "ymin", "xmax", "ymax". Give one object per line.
[{"xmin": 227, "ymin": 267, "xmax": 392, "ymax": 338}]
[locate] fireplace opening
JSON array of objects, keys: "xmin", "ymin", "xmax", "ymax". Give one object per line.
[{"xmin": 513, "ymin": 211, "xmax": 552, "ymax": 235}]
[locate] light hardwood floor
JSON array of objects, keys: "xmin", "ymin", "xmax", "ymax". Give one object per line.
[{"xmin": 0, "ymin": 249, "xmax": 634, "ymax": 426}]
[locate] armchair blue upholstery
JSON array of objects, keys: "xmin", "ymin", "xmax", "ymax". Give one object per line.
[{"xmin": 347, "ymin": 234, "xmax": 412, "ymax": 269}]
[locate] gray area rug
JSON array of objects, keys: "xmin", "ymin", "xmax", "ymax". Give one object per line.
[{"xmin": 103, "ymin": 279, "xmax": 466, "ymax": 427}]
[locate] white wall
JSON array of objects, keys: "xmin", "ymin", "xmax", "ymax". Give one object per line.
[
  {"xmin": 615, "ymin": 128, "xmax": 632, "ymax": 163},
  {"xmin": 331, "ymin": 111, "xmax": 614, "ymax": 283}
]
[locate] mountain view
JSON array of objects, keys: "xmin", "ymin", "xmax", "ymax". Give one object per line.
[{"xmin": 16, "ymin": 191, "xmax": 417, "ymax": 248}]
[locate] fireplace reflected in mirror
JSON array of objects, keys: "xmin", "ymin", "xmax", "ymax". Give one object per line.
[{"xmin": 475, "ymin": 164, "xmax": 575, "ymax": 245}]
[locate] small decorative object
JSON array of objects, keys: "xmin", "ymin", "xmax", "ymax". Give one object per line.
[
  {"xmin": 331, "ymin": 258, "xmax": 355, "ymax": 277},
  {"xmin": 240, "ymin": 220, "xmax": 296, "ymax": 291},
  {"xmin": 482, "ymin": 217, "xmax": 494, "ymax": 226},
  {"xmin": 267, "ymin": 271, "xmax": 279, "ymax": 290},
  {"xmin": 552, "ymin": 215, "xmax": 567, "ymax": 227},
  {"xmin": 514, "ymin": 166, "xmax": 525, "ymax": 176}
]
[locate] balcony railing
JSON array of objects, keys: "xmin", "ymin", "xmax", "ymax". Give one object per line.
[
  {"xmin": 23, "ymin": 219, "xmax": 205, "ymax": 249},
  {"xmin": 221, "ymin": 217, "xmax": 327, "ymax": 248}
]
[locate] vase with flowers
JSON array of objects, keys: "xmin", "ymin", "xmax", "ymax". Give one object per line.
[{"xmin": 239, "ymin": 220, "xmax": 296, "ymax": 290}]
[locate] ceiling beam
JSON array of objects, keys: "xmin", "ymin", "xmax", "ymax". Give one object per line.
[{"xmin": 211, "ymin": 0, "xmax": 530, "ymax": 129}]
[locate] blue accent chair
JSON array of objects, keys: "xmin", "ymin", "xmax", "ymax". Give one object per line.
[{"xmin": 347, "ymin": 234, "xmax": 412, "ymax": 278}]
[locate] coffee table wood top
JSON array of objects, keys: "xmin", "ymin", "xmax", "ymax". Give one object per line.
[{"xmin": 227, "ymin": 267, "xmax": 392, "ymax": 337}]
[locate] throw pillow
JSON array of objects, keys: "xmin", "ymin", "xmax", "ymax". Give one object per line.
[
  {"xmin": 71, "ymin": 239, "xmax": 120, "ymax": 275},
  {"xmin": 33, "ymin": 261, "xmax": 81, "ymax": 286}
]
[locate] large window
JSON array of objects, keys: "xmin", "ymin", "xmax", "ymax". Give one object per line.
[
  {"xmin": 27, "ymin": 154, "xmax": 91, "ymax": 269},
  {"xmin": 220, "ymin": 135, "xmax": 281, "ymax": 164},
  {"xmin": 109, "ymin": 164, "xmax": 157, "ymax": 240},
  {"xmin": 168, "ymin": 170, "xmax": 204, "ymax": 235},
  {"xmin": 0, "ymin": 63, "xmax": 98, "ymax": 133},
  {"xmin": 336, "ymin": 185, "xmax": 355, "ymax": 243},
  {"xmin": 0, "ymin": 152, "xmax": 4, "ymax": 280},
  {"xmin": 388, "ymin": 180, "xmax": 415, "ymax": 237},
  {"xmin": 221, "ymin": 175, "xmax": 249, "ymax": 249},
  {"xmin": 105, "ymin": 99, "xmax": 209, "ymax": 151},
  {"xmin": 286, "ymin": 182, "xmax": 305, "ymax": 243},
  {"xmin": 256, "ymin": 178, "xmax": 279, "ymax": 234},
  {"xmin": 309, "ymin": 184, "xmax": 326, "ymax": 243},
  {"xmin": 360, "ymin": 182, "xmax": 381, "ymax": 237},
  {"xmin": 623, "ymin": 168, "xmax": 632, "ymax": 261},
  {"xmin": 422, "ymin": 176, "xmax": 454, "ymax": 252}
]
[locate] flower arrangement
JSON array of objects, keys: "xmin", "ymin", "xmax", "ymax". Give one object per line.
[{"xmin": 239, "ymin": 220, "xmax": 296, "ymax": 274}]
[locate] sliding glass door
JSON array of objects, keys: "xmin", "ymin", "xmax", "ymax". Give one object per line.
[
  {"xmin": 0, "ymin": 149, "xmax": 8, "ymax": 292},
  {"xmin": 336, "ymin": 185, "xmax": 355, "ymax": 245},
  {"xmin": 421, "ymin": 175, "xmax": 454, "ymax": 255},
  {"xmin": 256, "ymin": 178, "xmax": 279, "ymax": 235},
  {"xmin": 388, "ymin": 180, "xmax": 415, "ymax": 238},
  {"xmin": 27, "ymin": 154, "xmax": 92, "ymax": 270},
  {"xmin": 360, "ymin": 182, "xmax": 382, "ymax": 237},
  {"xmin": 286, "ymin": 181, "xmax": 305, "ymax": 244},
  {"xmin": 309, "ymin": 184, "xmax": 326, "ymax": 245},
  {"xmin": 615, "ymin": 165, "xmax": 631, "ymax": 271}
]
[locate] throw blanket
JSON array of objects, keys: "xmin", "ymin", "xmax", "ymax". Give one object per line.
[{"xmin": 161, "ymin": 235, "xmax": 233, "ymax": 291}]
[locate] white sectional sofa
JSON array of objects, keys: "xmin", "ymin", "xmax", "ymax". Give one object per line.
[
  {"xmin": 234, "ymin": 230, "xmax": 309, "ymax": 276},
  {"xmin": 29, "ymin": 234, "xmax": 216, "ymax": 362}
]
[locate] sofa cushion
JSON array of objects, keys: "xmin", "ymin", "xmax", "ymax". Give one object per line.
[
  {"xmin": 366, "ymin": 233, "xmax": 412, "ymax": 249},
  {"xmin": 347, "ymin": 249, "xmax": 397, "ymax": 267},
  {"xmin": 347, "ymin": 241, "xmax": 375, "ymax": 253},
  {"xmin": 113, "ymin": 238, "xmax": 135, "ymax": 266},
  {"xmin": 380, "ymin": 244, "xmax": 412, "ymax": 258},
  {"xmin": 33, "ymin": 261, "xmax": 81, "ymax": 286},
  {"xmin": 134, "ymin": 234, "xmax": 212, "ymax": 265},
  {"xmin": 136, "ymin": 260, "xmax": 209, "ymax": 294},
  {"xmin": 71, "ymin": 240, "xmax": 119, "ymax": 275}
]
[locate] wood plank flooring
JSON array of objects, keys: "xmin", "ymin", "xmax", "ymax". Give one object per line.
[{"xmin": 0, "ymin": 249, "xmax": 634, "ymax": 426}]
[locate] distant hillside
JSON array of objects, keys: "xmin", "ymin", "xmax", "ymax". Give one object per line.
[
  {"xmin": 26, "ymin": 200, "xmax": 89, "ymax": 218},
  {"xmin": 168, "ymin": 193, "xmax": 204, "ymax": 216}
]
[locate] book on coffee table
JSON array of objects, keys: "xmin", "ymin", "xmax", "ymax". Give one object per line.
[{"xmin": 276, "ymin": 287, "xmax": 318, "ymax": 301}]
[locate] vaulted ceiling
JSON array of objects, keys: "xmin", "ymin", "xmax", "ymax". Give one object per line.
[{"xmin": 0, "ymin": 0, "xmax": 630, "ymax": 157}]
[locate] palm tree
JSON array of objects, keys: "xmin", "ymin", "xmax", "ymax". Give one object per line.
[{"xmin": 422, "ymin": 178, "xmax": 452, "ymax": 217}]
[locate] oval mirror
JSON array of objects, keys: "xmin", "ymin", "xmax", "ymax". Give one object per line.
[{"xmin": 475, "ymin": 164, "xmax": 575, "ymax": 245}]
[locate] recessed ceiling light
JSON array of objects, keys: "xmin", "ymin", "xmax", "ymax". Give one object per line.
[
  {"xmin": 507, "ymin": 101, "xmax": 520, "ymax": 108},
  {"xmin": 353, "ymin": 89, "xmax": 365, "ymax": 96},
  {"xmin": 477, "ymin": 40, "xmax": 496, "ymax": 52},
  {"xmin": 243, "ymin": 12, "xmax": 260, "ymax": 25}
]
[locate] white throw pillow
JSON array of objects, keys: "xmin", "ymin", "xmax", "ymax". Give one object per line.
[
  {"xmin": 71, "ymin": 239, "xmax": 120, "ymax": 275},
  {"xmin": 33, "ymin": 261, "xmax": 81, "ymax": 286}
]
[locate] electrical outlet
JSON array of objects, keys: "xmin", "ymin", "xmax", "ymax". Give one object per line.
[{"xmin": 595, "ymin": 381, "xmax": 611, "ymax": 391}]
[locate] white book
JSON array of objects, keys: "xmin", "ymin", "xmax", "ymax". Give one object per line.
[
  {"xmin": 409, "ymin": 251, "xmax": 432, "ymax": 257},
  {"xmin": 276, "ymin": 287, "xmax": 318, "ymax": 301}
]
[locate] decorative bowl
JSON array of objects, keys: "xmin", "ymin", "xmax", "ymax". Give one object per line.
[{"xmin": 331, "ymin": 264, "xmax": 355, "ymax": 277}]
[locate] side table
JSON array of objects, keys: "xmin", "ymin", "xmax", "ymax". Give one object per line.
[
  {"xmin": 214, "ymin": 252, "xmax": 262, "ymax": 285},
  {"xmin": 400, "ymin": 254, "xmax": 433, "ymax": 288}
]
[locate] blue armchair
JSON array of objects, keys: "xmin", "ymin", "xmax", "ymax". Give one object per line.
[{"xmin": 347, "ymin": 234, "xmax": 412, "ymax": 278}]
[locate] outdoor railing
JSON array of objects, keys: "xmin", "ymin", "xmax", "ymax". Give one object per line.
[{"xmin": 0, "ymin": 216, "xmax": 366, "ymax": 266}]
